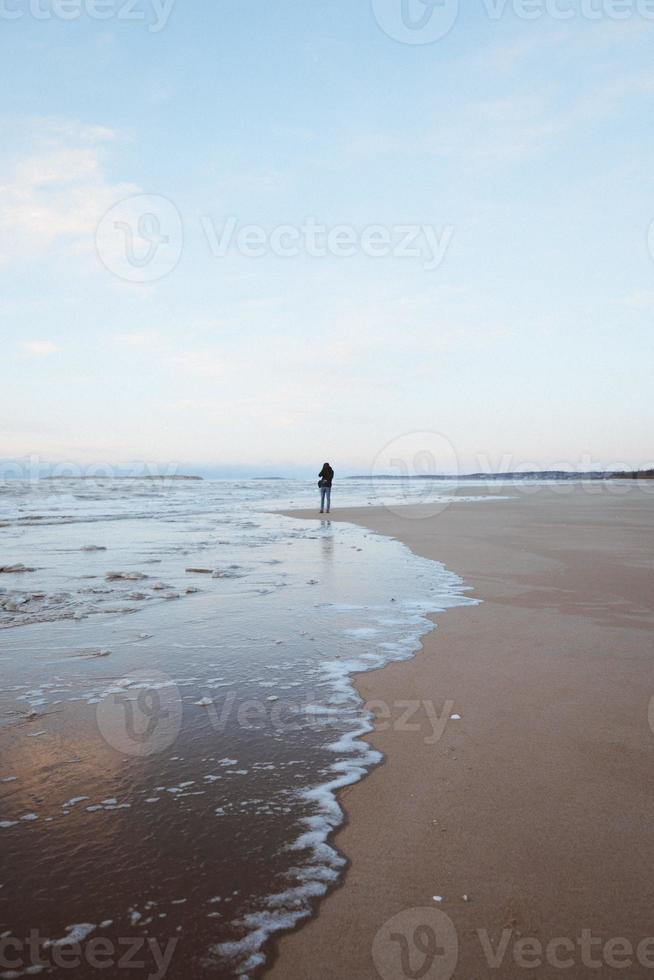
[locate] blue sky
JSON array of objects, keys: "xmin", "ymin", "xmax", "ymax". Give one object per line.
[{"xmin": 1, "ymin": 0, "xmax": 653, "ymax": 476}]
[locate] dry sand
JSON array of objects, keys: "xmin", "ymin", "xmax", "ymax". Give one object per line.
[{"xmin": 267, "ymin": 483, "xmax": 654, "ymax": 980}]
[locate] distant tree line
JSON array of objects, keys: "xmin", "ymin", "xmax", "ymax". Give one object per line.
[{"xmin": 611, "ymin": 469, "xmax": 654, "ymax": 479}]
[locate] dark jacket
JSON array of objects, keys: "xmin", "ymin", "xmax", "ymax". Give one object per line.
[{"xmin": 319, "ymin": 465, "xmax": 334, "ymax": 487}]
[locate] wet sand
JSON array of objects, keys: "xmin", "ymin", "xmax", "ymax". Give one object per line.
[{"xmin": 270, "ymin": 484, "xmax": 654, "ymax": 979}]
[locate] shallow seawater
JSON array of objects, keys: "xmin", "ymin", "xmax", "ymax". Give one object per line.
[{"xmin": 0, "ymin": 479, "xmax": 478, "ymax": 978}]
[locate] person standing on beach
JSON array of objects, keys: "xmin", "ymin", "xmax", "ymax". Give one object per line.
[{"xmin": 318, "ymin": 462, "xmax": 334, "ymax": 514}]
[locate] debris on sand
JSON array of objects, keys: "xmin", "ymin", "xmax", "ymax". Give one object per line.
[{"xmin": 105, "ymin": 571, "xmax": 147, "ymax": 581}]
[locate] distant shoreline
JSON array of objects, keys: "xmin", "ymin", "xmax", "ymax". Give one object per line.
[
  {"xmin": 14, "ymin": 470, "xmax": 654, "ymax": 482},
  {"xmin": 41, "ymin": 475, "xmax": 204, "ymax": 481},
  {"xmin": 350, "ymin": 470, "xmax": 654, "ymax": 480}
]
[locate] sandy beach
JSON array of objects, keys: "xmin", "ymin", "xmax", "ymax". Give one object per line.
[{"xmin": 269, "ymin": 483, "xmax": 654, "ymax": 979}]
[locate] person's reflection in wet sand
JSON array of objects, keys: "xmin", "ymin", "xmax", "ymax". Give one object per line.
[{"xmin": 320, "ymin": 521, "xmax": 334, "ymax": 560}]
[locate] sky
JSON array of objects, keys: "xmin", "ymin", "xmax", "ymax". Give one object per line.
[{"xmin": 1, "ymin": 0, "xmax": 653, "ymax": 477}]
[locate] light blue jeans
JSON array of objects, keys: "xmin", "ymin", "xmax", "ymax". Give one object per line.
[{"xmin": 320, "ymin": 487, "xmax": 331, "ymax": 511}]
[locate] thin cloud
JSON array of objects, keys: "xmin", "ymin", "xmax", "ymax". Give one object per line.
[
  {"xmin": 0, "ymin": 118, "xmax": 136, "ymax": 265},
  {"xmin": 622, "ymin": 290, "xmax": 654, "ymax": 310},
  {"xmin": 21, "ymin": 340, "xmax": 60, "ymax": 357}
]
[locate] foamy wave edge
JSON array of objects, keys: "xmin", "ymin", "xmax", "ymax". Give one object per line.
[{"xmin": 206, "ymin": 534, "xmax": 479, "ymax": 978}]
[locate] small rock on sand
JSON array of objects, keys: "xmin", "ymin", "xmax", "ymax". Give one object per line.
[{"xmin": 105, "ymin": 571, "xmax": 147, "ymax": 581}]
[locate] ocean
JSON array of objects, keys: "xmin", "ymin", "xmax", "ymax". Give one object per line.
[{"xmin": 0, "ymin": 477, "xmax": 482, "ymax": 978}]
